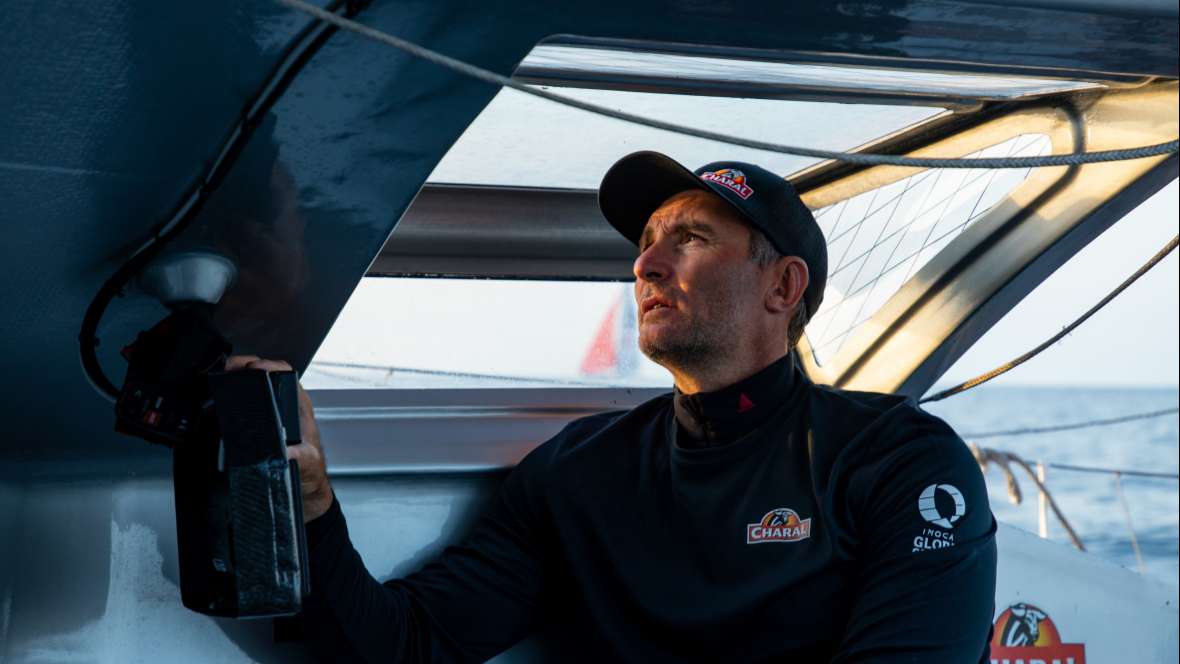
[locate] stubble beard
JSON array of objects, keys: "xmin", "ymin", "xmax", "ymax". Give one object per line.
[{"xmin": 639, "ymin": 298, "xmax": 743, "ymax": 377}]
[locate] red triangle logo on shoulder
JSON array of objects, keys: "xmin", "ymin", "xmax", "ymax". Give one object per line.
[{"xmin": 738, "ymin": 393, "xmax": 755, "ymax": 413}]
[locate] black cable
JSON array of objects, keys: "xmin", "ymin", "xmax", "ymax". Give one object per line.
[
  {"xmin": 959, "ymin": 406, "xmax": 1179, "ymax": 438},
  {"xmin": 309, "ymin": 360, "xmax": 612, "ymax": 387},
  {"xmin": 921, "ymin": 235, "xmax": 1179, "ymax": 404},
  {"xmin": 277, "ymin": 0, "xmax": 1179, "ymax": 170},
  {"xmin": 1045, "ymin": 462, "xmax": 1178, "ymax": 480},
  {"xmin": 78, "ymin": 0, "xmax": 370, "ymax": 402}
]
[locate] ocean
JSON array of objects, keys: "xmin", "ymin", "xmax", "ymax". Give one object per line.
[{"xmin": 923, "ymin": 386, "xmax": 1179, "ymax": 588}]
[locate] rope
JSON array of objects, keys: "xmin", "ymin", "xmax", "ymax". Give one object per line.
[
  {"xmin": 310, "ymin": 359, "xmax": 610, "ymax": 387},
  {"xmin": 969, "ymin": 444, "xmax": 1086, "ymax": 550},
  {"xmin": 1046, "ymin": 462, "xmax": 1178, "ymax": 480},
  {"xmin": 959, "ymin": 406, "xmax": 1179, "ymax": 438},
  {"xmin": 275, "ymin": 0, "xmax": 1179, "ymax": 170},
  {"xmin": 1112, "ymin": 472, "xmax": 1146, "ymax": 573},
  {"xmin": 921, "ymin": 236, "xmax": 1179, "ymax": 404}
]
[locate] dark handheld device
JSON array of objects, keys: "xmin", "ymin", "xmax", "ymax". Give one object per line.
[{"xmin": 117, "ymin": 307, "xmax": 310, "ymax": 618}]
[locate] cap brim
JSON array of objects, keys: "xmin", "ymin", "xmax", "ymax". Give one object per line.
[{"xmin": 598, "ymin": 151, "xmax": 712, "ymax": 246}]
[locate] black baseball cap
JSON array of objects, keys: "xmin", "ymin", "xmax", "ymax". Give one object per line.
[{"xmin": 598, "ymin": 151, "xmax": 827, "ymax": 318}]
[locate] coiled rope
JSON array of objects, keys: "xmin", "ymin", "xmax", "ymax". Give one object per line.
[
  {"xmin": 275, "ymin": 0, "xmax": 1179, "ymax": 170},
  {"xmin": 970, "ymin": 443, "xmax": 1086, "ymax": 550},
  {"xmin": 959, "ymin": 406, "xmax": 1179, "ymax": 438},
  {"xmin": 970, "ymin": 444, "xmax": 1178, "ymax": 565},
  {"xmin": 922, "ymin": 236, "xmax": 1179, "ymax": 404}
]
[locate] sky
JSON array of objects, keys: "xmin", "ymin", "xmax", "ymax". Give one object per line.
[
  {"xmin": 938, "ymin": 178, "xmax": 1178, "ymax": 388},
  {"xmin": 311, "ymin": 87, "xmax": 1179, "ymax": 389}
]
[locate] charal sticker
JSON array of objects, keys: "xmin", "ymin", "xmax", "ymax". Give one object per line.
[
  {"xmin": 912, "ymin": 483, "xmax": 966, "ymax": 553},
  {"xmin": 746, "ymin": 508, "xmax": 812, "ymax": 544},
  {"xmin": 701, "ymin": 168, "xmax": 754, "ymax": 199},
  {"xmin": 991, "ymin": 603, "xmax": 1086, "ymax": 664}
]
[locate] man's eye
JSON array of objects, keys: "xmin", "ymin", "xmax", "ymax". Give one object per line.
[{"xmin": 682, "ymin": 233, "xmax": 701, "ymax": 243}]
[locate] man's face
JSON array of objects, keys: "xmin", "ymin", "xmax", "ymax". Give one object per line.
[{"xmin": 633, "ymin": 189, "xmax": 766, "ymax": 370}]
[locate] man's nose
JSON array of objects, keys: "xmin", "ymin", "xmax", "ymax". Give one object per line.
[{"xmin": 633, "ymin": 242, "xmax": 671, "ymax": 283}]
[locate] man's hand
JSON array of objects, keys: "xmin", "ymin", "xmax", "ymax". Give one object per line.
[{"xmin": 225, "ymin": 355, "xmax": 335, "ymax": 522}]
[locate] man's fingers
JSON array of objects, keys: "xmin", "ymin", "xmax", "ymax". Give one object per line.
[
  {"xmin": 286, "ymin": 440, "xmax": 321, "ymax": 472},
  {"xmin": 225, "ymin": 358, "xmax": 320, "ymax": 453},
  {"xmin": 298, "ymin": 385, "xmax": 314, "ymax": 412},
  {"xmin": 248, "ymin": 359, "xmax": 294, "ymax": 373},
  {"xmin": 225, "ymin": 356, "xmax": 331, "ymax": 521},
  {"xmin": 225, "ymin": 355, "xmax": 261, "ymax": 371},
  {"xmin": 286, "ymin": 440, "xmax": 312, "ymax": 464},
  {"xmin": 286, "ymin": 441, "xmax": 328, "ymax": 488},
  {"xmin": 297, "ymin": 388, "xmax": 319, "ymax": 434},
  {"xmin": 224, "ymin": 355, "xmax": 294, "ymax": 373}
]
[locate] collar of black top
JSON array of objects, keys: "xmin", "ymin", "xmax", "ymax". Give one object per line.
[
  {"xmin": 598, "ymin": 150, "xmax": 827, "ymax": 318},
  {"xmin": 673, "ymin": 352, "xmax": 798, "ymax": 447}
]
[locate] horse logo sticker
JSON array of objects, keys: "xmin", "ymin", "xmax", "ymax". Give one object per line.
[
  {"xmin": 991, "ymin": 602, "xmax": 1086, "ymax": 663},
  {"xmin": 746, "ymin": 508, "xmax": 812, "ymax": 544},
  {"xmin": 701, "ymin": 168, "xmax": 755, "ymax": 199}
]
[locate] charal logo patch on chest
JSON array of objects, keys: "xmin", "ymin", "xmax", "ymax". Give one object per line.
[
  {"xmin": 700, "ymin": 168, "xmax": 754, "ymax": 199},
  {"xmin": 746, "ymin": 508, "xmax": 812, "ymax": 544}
]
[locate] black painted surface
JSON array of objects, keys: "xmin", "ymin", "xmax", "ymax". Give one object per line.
[{"xmin": 1, "ymin": 0, "xmax": 1177, "ymax": 470}]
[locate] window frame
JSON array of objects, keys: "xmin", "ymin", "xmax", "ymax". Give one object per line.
[{"xmin": 310, "ymin": 47, "xmax": 1176, "ymax": 471}]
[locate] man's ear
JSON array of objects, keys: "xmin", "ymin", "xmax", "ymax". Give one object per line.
[{"xmin": 765, "ymin": 256, "xmax": 809, "ymax": 314}]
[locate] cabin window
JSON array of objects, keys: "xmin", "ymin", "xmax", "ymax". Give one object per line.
[
  {"xmin": 425, "ymin": 87, "xmax": 943, "ymax": 189},
  {"xmin": 804, "ymin": 133, "xmax": 1052, "ymax": 365},
  {"xmin": 305, "ymin": 278, "xmax": 670, "ymax": 389},
  {"xmin": 309, "ymin": 84, "xmax": 953, "ymax": 388},
  {"xmin": 308, "ymin": 127, "xmax": 1050, "ymax": 387},
  {"xmin": 308, "ymin": 44, "xmax": 1068, "ymax": 388}
]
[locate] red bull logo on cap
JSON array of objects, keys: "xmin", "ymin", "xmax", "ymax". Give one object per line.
[
  {"xmin": 747, "ymin": 508, "xmax": 812, "ymax": 544},
  {"xmin": 701, "ymin": 168, "xmax": 754, "ymax": 200},
  {"xmin": 990, "ymin": 603, "xmax": 1086, "ymax": 664}
]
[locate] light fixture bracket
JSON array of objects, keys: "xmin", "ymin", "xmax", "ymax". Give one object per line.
[{"xmin": 138, "ymin": 251, "xmax": 237, "ymax": 307}]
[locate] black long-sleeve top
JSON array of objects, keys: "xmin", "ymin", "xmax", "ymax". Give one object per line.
[{"xmin": 301, "ymin": 355, "xmax": 997, "ymax": 662}]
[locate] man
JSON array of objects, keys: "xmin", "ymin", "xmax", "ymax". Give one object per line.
[{"xmin": 231, "ymin": 151, "xmax": 997, "ymax": 662}]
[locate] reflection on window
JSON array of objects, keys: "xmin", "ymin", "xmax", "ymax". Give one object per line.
[
  {"xmin": 305, "ymin": 279, "xmax": 670, "ymax": 389},
  {"xmin": 518, "ymin": 45, "xmax": 1104, "ymax": 100},
  {"xmin": 805, "ymin": 134, "xmax": 1051, "ymax": 365},
  {"xmin": 428, "ymin": 87, "xmax": 941, "ymax": 189}
]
